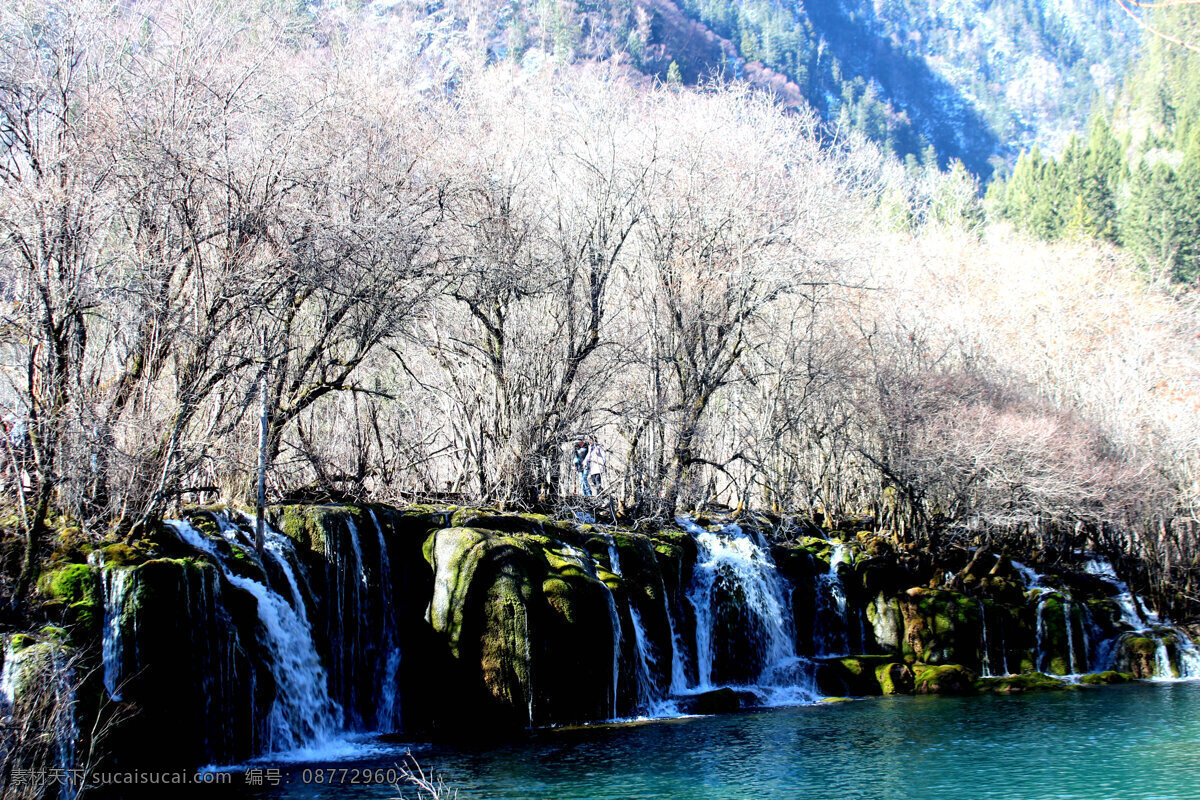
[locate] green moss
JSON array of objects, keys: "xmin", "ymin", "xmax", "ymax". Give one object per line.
[
  {"xmin": 68, "ymin": 600, "xmax": 101, "ymax": 630},
  {"xmin": 426, "ymin": 527, "xmax": 492, "ymax": 656},
  {"xmin": 1078, "ymin": 671, "xmax": 1132, "ymax": 685},
  {"xmin": 875, "ymin": 662, "xmax": 914, "ymax": 695},
  {"xmin": 37, "ymin": 563, "xmax": 96, "ymax": 605},
  {"xmin": 280, "ymin": 509, "xmax": 311, "ymax": 548},
  {"xmin": 1125, "ymin": 636, "xmax": 1157, "ymax": 656},
  {"xmin": 272, "ymin": 504, "xmax": 361, "ymax": 552},
  {"xmin": 101, "ymin": 543, "xmax": 144, "ymax": 567},
  {"xmin": 912, "ymin": 663, "xmax": 975, "ymax": 695},
  {"xmin": 975, "ymin": 672, "xmax": 1069, "ymax": 694},
  {"xmin": 10, "ymin": 633, "xmax": 35, "ymax": 652},
  {"xmin": 791, "ymin": 536, "xmax": 833, "ymax": 562}
]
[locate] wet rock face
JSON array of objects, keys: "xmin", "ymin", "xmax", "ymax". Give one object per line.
[
  {"xmin": 21, "ymin": 507, "xmax": 1200, "ymax": 778},
  {"xmin": 814, "ymin": 656, "xmax": 913, "ymax": 696},
  {"xmin": 1112, "ymin": 630, "xmax": 1189, "ymax": 680},
  {"xmin": 424, "ymin": 526, "xmax": 620, "ymax": 728},
  {"xmin": 99, "ymin": 558, "xmax": 271, "ymax": 769}
]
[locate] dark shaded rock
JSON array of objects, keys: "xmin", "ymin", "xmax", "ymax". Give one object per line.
[{"xmin": 676, "ymin": 687, "xmax": 741, "ymax": 714}]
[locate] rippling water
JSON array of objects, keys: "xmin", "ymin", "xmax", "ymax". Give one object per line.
[{"xmin": 202, "ymin": 682, "xmax": 1200, "ymax": 800}]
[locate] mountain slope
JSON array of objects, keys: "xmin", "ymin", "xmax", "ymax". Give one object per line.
[{"xmin": 442, "ymin": 0, "xmax": 1139, "ymax": 172}]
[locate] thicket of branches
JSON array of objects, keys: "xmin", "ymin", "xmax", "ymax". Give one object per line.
[{"xmin": 1, "ymin": 0, "xmax": 1197, "ymax": 616}]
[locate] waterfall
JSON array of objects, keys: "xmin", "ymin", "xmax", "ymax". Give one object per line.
[
  {"xmin": 1034, "ymin": 590, "xmax": 1048, "ymax": 672},
  {"xmin": 97, "ymin": 564, "xmax": 133, "ymax": 701},
  {"xmin": 336, "ymin": 518, "xmax": 368, "ymax": 728},
  {"xmin": 677, "ymin": 518, "xmax": 815, "ymax": 705},
  {"xmin": 368, "ymin": 510, "xmax": 402, "ymax": 732},
  {"xmin": 0, "ymin": 639, "xmax": 15, "ymax": 714},
  {"xmin": 998, "ymin": 617, "xmax": 1011, "ymax": 676},
  {"xmin": 560, "ymin": 544, "xmax": 623, "ymax": 718},
  {"xmin": 1085, "ymin": 558, "xmax": 1150, "ymax": 629},
  {"xmin": 347, "ymin": 519, "xmax": 368, "ymax": 591},
  {"xmin": 814, "ymin": 543, "xmax": 851, "ymax": 656},
  {"xmin": 52, "ymin": 647, "xmax": 79, "ymax": 800},
  {"xmin": 978, "ymin": 600, "xmax": 993, "ymax": 677},
  {"xmin": 1177, "ymin": 637, "xmax": 1200, "ymax": 677},
  {"xmin": 1, "ymin": 639, "xmax": 80, "ymax": 800},
  {"xmin": 1085, "ymin": 556, "xmax": 1200, "ymax": 680},
  {"xmin": 1017, "ymin": 561, "xmax": 1075, "ymax": 676},
  {"xmin": 604, "ymin": 536, "xmax": 672, "ymax": 716},
  {"xmin": 166, "ymin": 520, "xmax": 341, "ymax": 754},
  {"xmin": 1064, "ymin": 598, "xmax": 1078, "ymax": 675},
  {"xmin": 663, "ymin": 590, "xmax": 690, "ymax": 696},
  {"xmin": 1079, "ymin": 601, "xmax": 1097, "ymax": 672}
]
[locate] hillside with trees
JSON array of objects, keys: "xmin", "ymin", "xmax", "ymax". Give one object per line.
[
  {"xmin": 1, "ymin": 0, "xmax": 1197, "ymax": 623},
  {"xmin": 424, "ymin": 0, "xmax": 1137, "ymax": 172},
  {"xmin": 986, "ymin": 3, "xmax": 1200, "ymax": 286}
]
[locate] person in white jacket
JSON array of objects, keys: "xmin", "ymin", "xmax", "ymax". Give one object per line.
[{"xmin": 583, "ymin": 440, "xmax": 606, "ymax": 495}]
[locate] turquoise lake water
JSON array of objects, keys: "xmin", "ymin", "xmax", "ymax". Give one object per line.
[{"xmin": 210, "ymin": 682, "xmax": 1200, "ymax": 800}]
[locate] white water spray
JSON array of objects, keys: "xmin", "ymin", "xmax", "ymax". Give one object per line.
[
  {"xmin": 99, "ymin": 567, "xmax": 133, "ymax": 701},
  {"xmin": 167, "ymin": 520, "xmax": 341, "ymax": 753},
  {"xmin": 677, "ymin": 518, "xmax": 816, "ymax": 705}
]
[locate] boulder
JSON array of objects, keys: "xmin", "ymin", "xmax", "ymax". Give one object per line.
[
  {"xmin": 912, "ymin": 663, "xmax": 976, "ymax": 695},
  {"xmin": 676, "ymin": 687, "xmax": 741, "ymax": 715},
  {"xmin": 975, "ymin": 672, "xmax": 1070, "ymax": 694}
]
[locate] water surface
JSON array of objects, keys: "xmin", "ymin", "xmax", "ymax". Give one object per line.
[{"xmin": 215, "ymin": 682, "xmax": 1199, "ymax": 800}]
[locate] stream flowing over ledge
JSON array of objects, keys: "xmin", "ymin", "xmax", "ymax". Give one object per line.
[{"xmin": 3, "ymin": 503, "xmax": 1198, "ymax": 795}]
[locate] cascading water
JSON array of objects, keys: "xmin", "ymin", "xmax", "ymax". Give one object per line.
[
  {"xmin": 367, "ymin": 509, "xmax": 402, "ymax": 732},
  {"xmin": 814, "ymin": 544, "xmax": 853, "ymax": 657},
  {"xmin": 560, "ymin": 544, "xmax": 623, "ymax": 718},
  {"xmin": 52, "ymin": 648, "xmax": 79, "ymax": 800},
  {"xmin": 1084, "ymin": 557, "xmax": 1200, "ymax": 680},
  {"xmin": 1, "ymin": 638, "xmax": 80, "ymax": 800},
  {"xmin": 0, "ymin": 638, "xmax": 16, "ymax": 718},
  {"xmin": 977, "ymin": 600, "xmax": 994, "ymax": 678},
  {"xmin": 604, "ymin": 535, "xmax": 673, "ymax": 716},
  {"xmin": 166, "ymin": 520, "xmax": 341, "ymax": 754},
  {"xmin": 96, "ymin": 561, "xmax": 133, "ymax": 701},
  {"xmin": 677, "ymin": 518, "xmax": 817, "ymax": 705},
  {"xmin": 1063, "ymin": 597, "xmax": 1078, "ymax": 675},
  {"xmin": 1016, "ymin": 556, "xmax": 1200, "ymax": 680},
  {"xmin": 1016, "ymin": 560, "xmax": 1080, "ymax": 676},
  {"xmin": 663, "ymin": 591, "xmax": 690, "ymax": 696}
]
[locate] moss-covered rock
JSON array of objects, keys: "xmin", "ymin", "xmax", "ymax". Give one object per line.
[
  {"xmin": 898, "ymin": 588, "xmax": 980, "ymax": 665},
  {"xmin": 876, "ymin": 661, "xmax": 915, "ymax": 695},
  {"xmin": 815, "ymin": 655, "xmax": 892, "ymax": 696},
  {"xmin": 9, "ymin": 632, "xmax": 36, "ymax": 653},
  {"xmin": 100, "ymin": 542, "xmax": 147, "ymax": 567},
  {"xmin": 0, "ymin": 637, "xmax": 79, "ymax": 785},
  {"xmin": 1078, "ymin": 670, "xmax": 1131, "ymax": 685},
  {"xmin": 272, "ymin": 504, "xmax": 362, "ymax": 552},
  {"xmin": 913, "ymin": 663, "xmax": 975, "ymax": 695},
  {"xmin": 424, "ymin": 525, "xmax": 617, "ymax": 728},
  {"xmin": 99, "ymin": 556, "xmax": 270, "ymax": 770},
  {"xmin": 36, "ymin": 562, "xmax": 102, "ymax": 641},
  {"xmin": 38, "ymin": 562, "xmax": 96, "ymax": 604},
  {"xmin": 975, "ymin": 672, "xmax": 1070, "ymax": 694}
]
